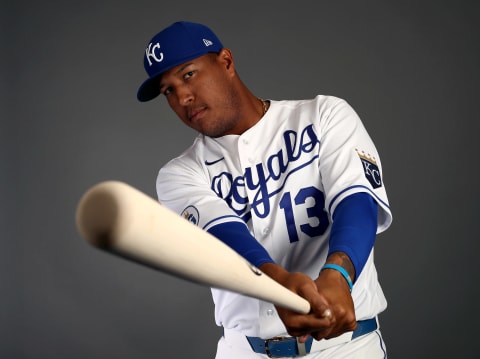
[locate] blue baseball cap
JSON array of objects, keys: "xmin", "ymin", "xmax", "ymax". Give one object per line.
[{"xmin": 137, "ymin": 21, "xmax": 224, "ymax": 102}]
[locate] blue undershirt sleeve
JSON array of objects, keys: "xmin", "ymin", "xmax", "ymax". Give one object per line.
[
  {"xmin": 207, "ymin": 222, "xmax": 275, "ymax": 268},
  {"xmin": 328, "ymin": 192, "xmax": 378, "ymax": 282}
]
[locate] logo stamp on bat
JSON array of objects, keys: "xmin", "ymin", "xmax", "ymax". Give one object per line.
[{"xmin": 249, "ymin": 263, "xmax": 263, "ymax": 276}]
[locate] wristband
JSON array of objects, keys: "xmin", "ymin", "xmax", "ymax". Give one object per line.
[{"xmin": 321, "ymin": 264, "xmax": 353, "ymax": 292}]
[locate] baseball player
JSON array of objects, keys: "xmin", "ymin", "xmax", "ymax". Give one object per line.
[{"xmin": 137, "ymin": 21, "xmax": 392, "ymax": 358}]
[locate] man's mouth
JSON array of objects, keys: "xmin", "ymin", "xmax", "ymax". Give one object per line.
[{"xmin": 188, "ymin": 106, "xmax": 207, "ymax": 122}]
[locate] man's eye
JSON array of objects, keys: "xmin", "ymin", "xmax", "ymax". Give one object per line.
[
  {"xmin": 163, "ymin": 87, "xmax": 172, "ymax": 96},
  {"xmin": 184, "ymin": 71, "xmax": 194, "ymax": 79}
]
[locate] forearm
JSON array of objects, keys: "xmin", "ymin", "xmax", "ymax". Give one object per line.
[
  {"xmin": 324, "ymin": 251, "xmax": 356, "ymax": 283},
  {"xmin": 328, "ymin": 192, "xmax": 378, "ymax": 282},
  {"xmin": 208, "ymin": 222, "xmax": 274, "ymax": 267},
  {"xmin": 259, "ymin": 262, "xmax": 290, "ymax": 282}
]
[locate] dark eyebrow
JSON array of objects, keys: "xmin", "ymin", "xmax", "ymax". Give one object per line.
[
  {"xmin": 175, "ymin": 62, "xmax": 194, "ymax": 76},
  {"xmin": 159, "ymin": 62, "xmax": 194, "ymax": 91}
]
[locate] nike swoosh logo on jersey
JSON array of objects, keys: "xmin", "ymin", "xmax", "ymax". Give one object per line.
[{"xmin": 204, "ymin": 157, "xmax": 225, "ymax": 166}]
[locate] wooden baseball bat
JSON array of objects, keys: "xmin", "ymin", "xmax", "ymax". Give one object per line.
[{"xmin": 75, "ymin": 180, "xmax": 310, "ymax": 314}]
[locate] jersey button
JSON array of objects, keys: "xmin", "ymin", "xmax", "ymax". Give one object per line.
[
  {"xmin": 263, "ymin": 227, "xmax": 270, "ymax": 235},
  {"xmin": 242, "ymin": 139, "xmax": 249, "ymax": 145}
]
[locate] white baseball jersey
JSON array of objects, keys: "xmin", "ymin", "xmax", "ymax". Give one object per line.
[{"xmin": 156, "ymin": 95, "xmax": 392, "ymax": 339}]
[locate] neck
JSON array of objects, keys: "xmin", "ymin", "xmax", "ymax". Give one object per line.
[{"xmin": 226, "ymin": 77, "xmax": 269, "ymax": 135}]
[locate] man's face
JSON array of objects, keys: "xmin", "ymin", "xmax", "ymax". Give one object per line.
[{"xmin": 158, "ymin": 50, "xmax": 243, "ymax": 137}]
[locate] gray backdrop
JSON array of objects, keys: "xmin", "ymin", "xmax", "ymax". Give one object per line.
[{"xmin": 3, "ymin": 0, "xmax": 479, "ymax": 358}]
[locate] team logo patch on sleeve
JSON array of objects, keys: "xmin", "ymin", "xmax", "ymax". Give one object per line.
[
  {"xmin": 356, "ymin": 149, "xmax": 382, "ymax": 189},
  {"xmin": 181, "ymin": 205, "xmax": 200, "ymax": 225}
]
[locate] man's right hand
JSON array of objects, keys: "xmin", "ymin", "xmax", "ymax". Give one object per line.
[{"xmin": 259, "ymin": 263, "xmax": 334, "ymax": 342}]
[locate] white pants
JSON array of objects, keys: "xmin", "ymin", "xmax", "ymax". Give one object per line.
[{"xmin": 215, "ymin": 330, "xmax": 387, "ymax": 359}]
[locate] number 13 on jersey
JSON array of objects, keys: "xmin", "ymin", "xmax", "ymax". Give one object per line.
[{"xmin": 279, "ymin": 186, "xmax": 329, "ymax": 243}]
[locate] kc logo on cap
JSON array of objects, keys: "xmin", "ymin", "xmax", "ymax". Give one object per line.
[{"xmin": 145, "ymin": 42, "xmax": 164, "ymax": 66}]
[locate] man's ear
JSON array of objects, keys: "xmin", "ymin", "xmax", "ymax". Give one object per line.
[{"xmin": 217, "ymin": 48, "xmax": 235, "ymax": 74}]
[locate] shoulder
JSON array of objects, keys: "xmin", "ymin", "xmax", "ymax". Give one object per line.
[
  {"xmin": 269, "ymin": 95, "xmax": 351, "ymax": 114},
  {"xmin": 157, "ymin": 134, "xmax": 232, "ymax": 180},
  {"xmin": 266, "ymin": 96, "xmax": 355, "ymax": 129}
]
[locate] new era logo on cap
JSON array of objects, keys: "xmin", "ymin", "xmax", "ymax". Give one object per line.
[{"xmin": 137, "ymin": 21, "xmax": 224, "ymax": 102}]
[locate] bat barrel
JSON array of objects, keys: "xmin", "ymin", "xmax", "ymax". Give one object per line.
[{"xmin": 76, "ymin": 181, "xmax": 310, "ymax": 314}]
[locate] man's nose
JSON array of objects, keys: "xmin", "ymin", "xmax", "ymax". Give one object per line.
[{"xmin": 177, "ymin": 86, "xmax": 194, "ymax": 106}]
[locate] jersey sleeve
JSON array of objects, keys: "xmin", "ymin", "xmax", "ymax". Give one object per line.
[
  {"xmin": 156, "ymin": 148, "xmax": 246, "ymax": 231},
  {"xmin": 317, "ymin": 97, "xmax": 392, "ymax": 233}
]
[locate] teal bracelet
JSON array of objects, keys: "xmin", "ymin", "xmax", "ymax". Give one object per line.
[{"xmin": 321, "ymin": 264, "xmax": 353, "ymax": 292}]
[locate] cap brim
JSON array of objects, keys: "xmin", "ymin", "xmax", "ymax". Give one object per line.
[{"xmin": 137, "ymin": 75, "xmax": 162, "ymax": 102}]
